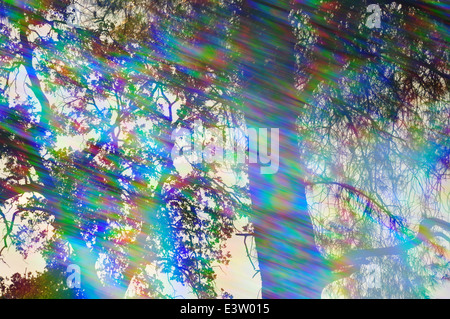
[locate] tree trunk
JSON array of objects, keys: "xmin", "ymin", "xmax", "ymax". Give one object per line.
[
  {"xmin": 17, "ymin": 12, "xmax": 112, "ymax": 298},
  {"xmin": 119, "ymin": 123, "xmax": 176, "ymax": 297},
  {"xmin": 239, "ymin": 0, "xmax": 329, "ymax": 298}
]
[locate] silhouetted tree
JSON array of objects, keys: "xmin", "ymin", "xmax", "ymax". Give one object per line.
[{"xmin": 0, "ymin": 0, "xmax": 448, "ymax": 299}]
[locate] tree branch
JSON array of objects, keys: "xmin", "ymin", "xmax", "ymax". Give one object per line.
[
  {"xmin": 310, "ymin": 180, "xmax": 400, "ymax": 223},
  {"xmin": 332, "ymin": 217, "xmax": 450, "ymax": 272},
  {"xmin": 0, "ymin": 182, "xmax": 45, "ymax": 204}
]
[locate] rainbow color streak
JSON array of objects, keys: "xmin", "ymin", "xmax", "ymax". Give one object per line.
[{"xmin": 0, "ymin": 0, "xmax": 448, "ymax": 299}]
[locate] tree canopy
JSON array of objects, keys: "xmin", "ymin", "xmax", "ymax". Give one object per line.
[{"xmin": 0, "ymin": 0, "xmax": 448, "ymax": 299}]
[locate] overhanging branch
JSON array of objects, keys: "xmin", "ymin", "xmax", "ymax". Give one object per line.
[{"xmin": 331, "ymin": 217, "xmax": 450, "ymax": 273}]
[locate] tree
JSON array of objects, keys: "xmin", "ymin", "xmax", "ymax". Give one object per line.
[
  {"xmin": 293, "ymin": 0, "xmax": 449, "ymax": 298},
  {"xmin": 1, "ymin": 0, "xmax": 238, "ymax": 298},
  {"xmin": 1, "ymin": 0, "xmax": 449, "ymax": 299}
]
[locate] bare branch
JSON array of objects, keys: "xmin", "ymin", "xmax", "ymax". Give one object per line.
[{"xmin": 332, "ymin": 217, "xmax": 450, "ymax": 271}]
